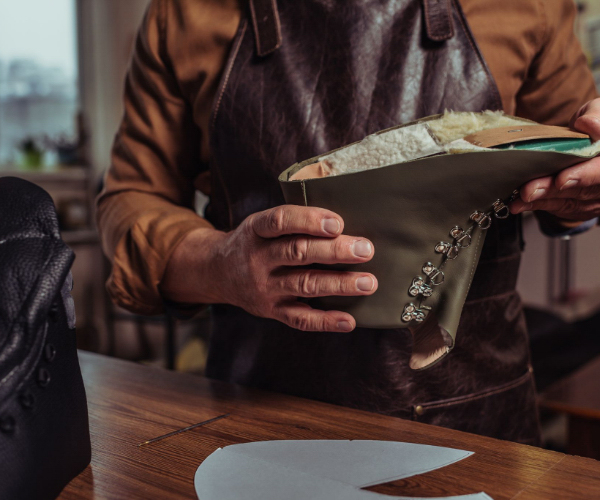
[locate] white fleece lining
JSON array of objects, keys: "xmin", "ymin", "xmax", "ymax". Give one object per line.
[
  {"xmin": 317, "ymin": 111, "xmax": 600, "ymax": 177},
  {"xmin": 319, "ymin": 123, "xmax": 446, "ymax": 176}
]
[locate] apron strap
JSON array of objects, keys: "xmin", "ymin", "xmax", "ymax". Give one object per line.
[
  {"xmin": 249, "ymin": 0, "xmax": 454, "ymax": 55},
  {"xmin": 422, "ymin": 0, "xmax": 455, "ymax": 41},
  {"xmin": 249, "ymin": 0, "xmax": 282, "ymax": 57}
]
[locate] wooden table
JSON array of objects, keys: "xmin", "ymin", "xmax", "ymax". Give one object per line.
[
  {"xmin": 60, "ymin": 352, "xmax": 600, "ymax": 499},
  {"xmin": 540, "ymin": 356, "xmax": 600, "ymax": 460}
]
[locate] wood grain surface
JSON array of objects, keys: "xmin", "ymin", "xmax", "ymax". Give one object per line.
[{"xmin": 59, "ymin": 352, "xmax": 600, "ymax": 500}]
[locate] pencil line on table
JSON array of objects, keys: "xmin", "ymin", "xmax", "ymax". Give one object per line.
[{"xmin": 138, "ymin": 413, "xmax": 230, "ymax": 447}]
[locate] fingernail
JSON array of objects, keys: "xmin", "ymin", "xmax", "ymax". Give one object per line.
[
  {"xmin": 323, "ymin": 218, "xmax": 340, "ymax": 235},
  {"xmin": 356, "ymin": 276, "xmax": 375, "ymax": 292},
  {"xmin": 561, "ymin": 179, "xmax": 579, "ymax": 191},
  {"xmin": 337, "ymin": 321, "xmax": 354, "ymax": 332},
  {"xmin": 528, "ymin": 188, "xmax": 546, "ymax": 202},
  {"xmin": 352, "ymin": 240, "xmax": 372, "ymax": 258}
]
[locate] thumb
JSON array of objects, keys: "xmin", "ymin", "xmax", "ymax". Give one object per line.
[{"xmin": 571, "ymin": 99, "xmax": 600, "ymax": 142}]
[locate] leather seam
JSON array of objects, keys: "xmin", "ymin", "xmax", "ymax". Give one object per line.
[
  {"xmin": 249, "ymin": 0, "xmax": 282, "ymax": 57},
  {"xmin": 423, "ymin": 0, "xmax": 454, "ymax": 41},
  {"xmin": 210, "ymin": 19, "xmax": 247, "ymax": 229},
  {"xmin": 211, "ymin": 20, "xmax": 247, "ymax": 133},
  {"xmin": 269, "ymin": 0, "xmax": 283, "ymax": 52},
  {"xmin": 415, "ymin": 371, "xmax": 532, "ymax": 411},
  {"xmin": 0, "ymin": 233, "xmax": 52, "ymax": 245},
  {"xmin": 0, "ymin": 242, "xmax": 72, "ymax": 407},
  {"xmin": 249, "ymin": 0, "xmax": 262, "ymax": 55}
]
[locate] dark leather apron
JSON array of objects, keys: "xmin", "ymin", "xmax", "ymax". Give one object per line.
[{"xmin": 204, "ymin": 0, "xmax": 541, "ymax": 444}]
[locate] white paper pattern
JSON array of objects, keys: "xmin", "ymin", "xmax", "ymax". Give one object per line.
[{"xmin": 194, "ymin": 440, "xmax": 493, "ymax": 500}]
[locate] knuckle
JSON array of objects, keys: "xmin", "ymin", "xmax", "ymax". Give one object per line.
[
  {"xmin": 288, "ymin": 237, "xmax": 310, "ymax": 263},
  {"xmin": 291, "ymin": 313, "xmax": 313, "ymax": 331},
  {"xmin": 246, "ymin": 212, "xmax": 271, "ymax": 241},
  {"xmin": 268, "ymin": 207, "xmax": 287, "ymax": 234},
  {"xmin": 244, "ymin": 213, "xmax": 258, "ymax": 235},
  {"xmin": 298, "ymin": 272, "xmax": 318, "ymax": 296}
]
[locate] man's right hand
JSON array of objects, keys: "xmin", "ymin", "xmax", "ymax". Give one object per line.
[{"xmin": 160, "ymin": 205, "xmax": 378, "ymax": 332}]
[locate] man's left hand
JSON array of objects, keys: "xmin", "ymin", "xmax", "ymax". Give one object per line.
[{"xmin": 510, "ymin": 98, "xmax": 600, "ymax": 224}]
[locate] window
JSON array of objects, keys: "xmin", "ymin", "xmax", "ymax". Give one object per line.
[{"xmin": 0, "ymin": 0, "xmax": 78, "ymax": 168}]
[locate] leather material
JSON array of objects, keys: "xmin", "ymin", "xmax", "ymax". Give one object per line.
[
  {"xmin": 206, "ymin": 0, "xmax": 502, "ymax": 231},
  {"xmin": 279, "ymin": 118, "xmax": 597, "ymax": 368},
  {"xmin": 249, "ymin": 0, "xmax": 282, "ymax": 56},
  {"xmin": 0, "ymin": 177, "xmax": 91, "ymax": 500},
  {"xmin": 206, "ymin": 0, "xmax": 540, "ymax": 444},
  {"xmin": 423, "ymin": 0, "xmax": 454, "ymax": 41}
]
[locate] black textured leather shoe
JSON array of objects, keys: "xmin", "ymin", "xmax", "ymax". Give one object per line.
[{"xmin": 0, "ymin": 176, "xmax": 91, "ymax": 500}]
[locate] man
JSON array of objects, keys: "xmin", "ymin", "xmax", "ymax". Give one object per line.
[{"xmin": 98, "ymin": 0, "xmax": 600, "ymax": 444}]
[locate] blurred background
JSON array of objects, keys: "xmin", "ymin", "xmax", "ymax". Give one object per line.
[{"xmin": 1, "ymin": 0, "xmax": 600, "ymax": 456}]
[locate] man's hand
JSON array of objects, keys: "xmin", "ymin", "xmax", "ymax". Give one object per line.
[
  {"xmin": 510, "ymin": 98, "xmax": 600, "ymax": 223},
  {"xmin": 160, "ymin": 205, "xmax": 377, "ymax": 332}
]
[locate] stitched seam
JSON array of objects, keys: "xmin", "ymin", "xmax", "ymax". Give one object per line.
[
  {"xmin": 0, "ymin": 234, "xmax": 53, "ymax": 245},
  {"xmin": 0, "ymin": 244, "xmax": 71, "ymax": 406},
  {"xmin": 210, "ymin": 19, "xmax": 247, "ymax": 229},
  {"xmin": 248, "ymin": 0, "xmax": 263, "ymax": 55},
  {"xmin": 423, "ymin": 0, "xmax": 433, "ymax": 38},
  {"xmin": 453, "ymin": 0, "xmax": 502, "ymax": 110},
  {"xmin": 418, "ymin": 371, "xmax": 532, "ymax": 410},
  {"xmin": 211, "ymin": 20, "xmax": 247, "ymax": 132},
  {"xmin": 249, "ymin": 0, "xmax": 282, "ymax": 56},
  {"xmin": 442, "ymin": 0, "xmax": 454, "ymax": 39},
  {"xmin": 424, "ymin": 0, "xmax": 453, "ymax": 41},
  {"xmin": 435, "ymin": 0, "xmax": 453, "ymax": 40},
  {"xmin": 270, "ymin": 0, "xmax": 282, "ymax": 51}
]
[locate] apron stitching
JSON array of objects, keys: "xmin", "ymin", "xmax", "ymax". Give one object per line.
[
  {"xmin": 249, "ymin": 0, "xmax": 283, "ymax": 56},
  {"xmin": 418, "ymin": 370, "xmax": 533, "ymax": 410},
  {"xmin": 249, "ymin": 0, "xmax": 262, "ymax": 54},
  {"xmin": 423, "ymin": 0, "xmax": 454, "ymax": 41},
  {"xmin": 210, "ymin": 19, "xmax": 248, "ymax": 228},
  {"xmin": 211, "ymin": 20, "xmax": 248, "ymax": 132},
  {"xmin": 269, "ymin": 0, "xmax": 283, "ymax": 47}
]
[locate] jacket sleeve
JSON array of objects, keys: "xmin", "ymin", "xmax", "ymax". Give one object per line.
[
  {"xmin": 97, "ymin": 0, "xmax": 217, "ymax": 315},
  {"xmin": 515, "ymin": 0, "xmax": 598, "ymax": 125}
]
